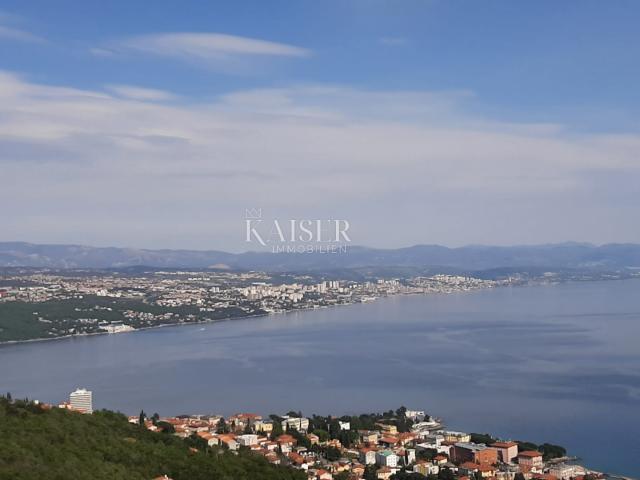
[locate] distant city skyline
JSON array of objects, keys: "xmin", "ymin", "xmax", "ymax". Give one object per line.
[{"xmin": 1, "ymin": 1, "xmax": 639, "ymax": 251}]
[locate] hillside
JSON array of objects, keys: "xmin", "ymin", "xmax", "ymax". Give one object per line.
[
  {"xmin": 2, "ymin": 241, "xmax": 640, "ymax": 271},
  {"xmin": 0, "ymin": 397, "xmax": 304, "ymax": 480}
]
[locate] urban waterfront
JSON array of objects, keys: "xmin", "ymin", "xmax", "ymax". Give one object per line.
[{"xmin": 1, "ymin": 280, "xmax": 638, "ymax": 477}]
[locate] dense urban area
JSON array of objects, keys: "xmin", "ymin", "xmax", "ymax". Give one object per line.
[{"xmin": 0, "ymin": 269, "xmax": 508, "ymax": 343}]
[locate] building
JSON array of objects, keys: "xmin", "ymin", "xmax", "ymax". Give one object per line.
[
  {"xmin": 490, "ymin": 441, "xmax": 518, "ymax": 463},
  {"xmin": 254, "ymin": 419, "xmax": 274, "ymax": 433},
  {"xmin": 360, "ymin": 447, "xmax": 377, "ymax": 465},
  {"xmin": 405, "ymin": 410, "xmax": 426, "ymax": 421},
  {"xmin": 414, "ymin": 460, "xmax": 439, "ymax": 476},
  {"xmin": 360, "ymin": 430, "xmax": 379, "ymax": 444},
  {"xmin": 375, "ymin": 450, "xmax": 399, "ymax": 468},
  {"xmin": 238, "ymin": 434, "xmax": 259, "ymax": 446},
  {"xmin": 442, "ymin": 431, "xmax": 471, "ymax": 443},
  {"xmin": 548, "ymin": 463, "xmax": 585, "ymax": 480},
  {"xmin": 451, "ymin": 442, "xmax": 498, "ymax": 465},
  {"xmin": 517, "ymin": 451, "xmax": 543, "ymax": 472},
  {"xmin": 281, "ymin": 416, "xmax": 309, "ymax": 432},
  {"xmin": 69, "ymin": 388, "xmax": 93, "ymax": 414},
  {"xmin": 338, "ymin": 420, "xmax": 351, "ymax": 431}
]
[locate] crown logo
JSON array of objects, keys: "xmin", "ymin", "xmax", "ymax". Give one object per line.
[{"xmin": 245, "ymin": 208, "xmax": 262, "ymax": 219}]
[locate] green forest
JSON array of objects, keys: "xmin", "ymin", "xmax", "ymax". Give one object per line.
[{"xmin": 0, "ymin": 396, "xmax": 304, "ymax": 480}]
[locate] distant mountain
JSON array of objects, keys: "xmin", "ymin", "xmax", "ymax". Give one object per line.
[{"xmin": 1, "ymin": 241, "xmax": 640, "ymax": 272}]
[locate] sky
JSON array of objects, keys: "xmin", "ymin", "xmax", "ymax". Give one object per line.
[{"xmin": 1, "ymin": 0, "xmax": 639, "ymax": 252}]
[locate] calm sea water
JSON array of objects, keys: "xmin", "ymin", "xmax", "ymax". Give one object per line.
[{"xmin": 1, "ymin": 280, "xmax": 639, "ymax": 476}]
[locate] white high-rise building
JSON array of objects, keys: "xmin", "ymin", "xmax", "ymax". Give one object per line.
[{"xmin": 69, "ymin": 388, "xmax": 93, "ymax": 414}]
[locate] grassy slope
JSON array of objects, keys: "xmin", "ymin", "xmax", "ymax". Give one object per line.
[{"xmin": 0, "ymin": 398, "xmax": 304, "ymax": 480}]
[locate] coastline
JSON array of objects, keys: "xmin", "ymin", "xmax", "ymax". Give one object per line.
[
  {"xmin": 3, "ymin": 276, "xmax": 634, "ymax": 347},
  {"xmin": 0, "ymin": 283, "xmax": 498, "ymax": 347}
]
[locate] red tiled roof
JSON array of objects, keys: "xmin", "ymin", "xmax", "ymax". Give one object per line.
[
  {"xmin": 519, "ymin": 450, "xmax": 542, "ymax": 458},
  {"xmin": 491, "ymin": 441, "xmax": 517, "ymax": 448}
]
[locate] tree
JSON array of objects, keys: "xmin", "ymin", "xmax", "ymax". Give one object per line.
[
  {"xmin": 270, "ymin": 421, "xmax": 284, "ymax": 439},
  {"xmin": 470, "ymin": 433, "xmax": 496, "ymax": 445},
  {"xmin": 539, "ymin": 443, "xmax": 566, "ymax": 460},
  {"xmin": 324, "ymin": 446, "xmax": 341, "ymax": 462},
  {"xmin": 217, "ymin": 417, "xmax": 229, "ymax": 434},
  {"xmin": 416, "ymin": 448, "xmax": 438, "ymax": 461},
  {"xmin": 364, "ymin": 465, "xmax": 378, "ymax": 480},
  {"xmin": 0, "ymin": 399, "xmax": 307, "ymax": 480},
  {"xmin": 138, "ymin": 410, "xmax": 146, "ymax": 427},
  {"xmin": 155, "ymin": 420, "xmax": 175, "ymax": 434},
  {"xmin": 438, "ymin": 468, "xmax": 455, "ymax": 480}
]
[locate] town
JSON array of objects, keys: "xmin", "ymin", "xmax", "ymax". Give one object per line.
[
  {"xmin": 0, "ymin": 268, "xmax": 505, "ymax": 342},
  {"xmin": 53, "ymin": 388, "xmax": 596, "ymax": 480}
]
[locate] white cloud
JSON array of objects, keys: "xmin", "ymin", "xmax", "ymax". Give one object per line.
[
  {"xmin": 0, "ymin": 24, "xmax": 44, "ymax": 43},
  {"xmin": 97, "ymin": 32, "xmax": 310, "ymax": 69},
  {"xmin": 106, "ymin": 84, "xmax": 177, "ymax": 101},
  {"xmin": 0, "ymin": 71, "xmax": 639, "ymax": 249}
]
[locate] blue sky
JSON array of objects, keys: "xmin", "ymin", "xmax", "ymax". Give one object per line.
[{"xmin": 1, "ymin": 1, "xmax": 640, "ymax": 250}]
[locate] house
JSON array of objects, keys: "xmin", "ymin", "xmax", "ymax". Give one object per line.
[
  {"xmin": 414, "ymin": 460, "xmax": 439, "ymax": 475},
  {"xmin": 237, "ymin": 434, "xmax": 258, "ymax": 446},
  {"xmin": 359, "ymin": 430, "xmax": 379, "ymax": 444},
  {"xmin": 217, "ymin": 434, "xmax": 238, "ymax": 451},
  {"xmin": 281, "ymin": 416, "xmax": 310, "ymax": 432},
  {"xmin": 451, "ymin": 442, "xmax": 497, "ymax": 465},
  {"xmin": 288, "ymin": 452, "xmax": 306, "ymax": 467},
  {"xmin": 196, "ymin": 432, "xmax": 219, "ymax": 447},
  {"xmin": 442, "ymin": 431, "xmax": 471, "ymax": 443},
  {"xmin": 316, "ymin": 469, "xmax": 333, "ymax": 480},
  {"xmin": 402, "ymin": 448, "xmax": 416, "ymax": 465},
  {"xmin": 490, "ymin": 441, "xmax": 518, "ymax": 463},
  {"xmin": 517, "ymin": 451, "xmax": 543, "ymax": 472},
  {"xmin": 379, "ymin": 436, "xmax": 399, "ymax": 447},
  {"xmin": 375, "ymin": 450, "xmax": 399, "ymax": 468},
  {"xmin": 359, "ymin": 447, "xmax": 377, "ymax": 465},
  {"xmin": 338, "ymin": 421, "xmax": 351, "ymax": 431},
  {"xmin": 254, "ymin": 419, "xmax": 274, "ymax": 433},
  {"xmin": 397, "ymin": 432, "xmax": 418, "ymax": 446},
  {"xmin": 327, "ymin": 439, "xmax": 342, "ymax": 449},
  {"xmin": 229, "ymin": 413, "xmax": 262, "ymax": 432},
  {"xmin": 276, "ymin": 434, "xmax": 297, "ymax": 446},
  {"xmin": 307, "ymin": 433, "xmax": 320, "ymax": 445},
  {"xmin": 377, "ymin": 424, "xmax": 398, "ymax": 435},
  {"xmin": 476, "ymin": 464, "xmax": 496, "ymax": 478},
  {"xmin": 548, "ymin": 463, "xmax": 585, "ymax": 480}
]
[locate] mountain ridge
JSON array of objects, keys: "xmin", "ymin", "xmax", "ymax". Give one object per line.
[{"xmin": 1, "ymin": 241, "xmax": 640, "ymax": 272}]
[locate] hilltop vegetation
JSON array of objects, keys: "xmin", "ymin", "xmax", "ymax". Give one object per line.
[{"xmin": 0, "ymin": 396, "xmax": 305, "ymax": 480}]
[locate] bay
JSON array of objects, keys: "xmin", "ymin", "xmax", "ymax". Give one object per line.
[{"xmin": 1, "ymin": 280, "xmax": 639, "ymax": 476}]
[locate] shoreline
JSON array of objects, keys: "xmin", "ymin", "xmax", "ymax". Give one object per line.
[
  {"xmin": 0, "ymin": 284, "xmax": 498, "ymax": 347},
  {"xmin": 3, "ymin": 276, "xmax": 635, "ymax": 347}
]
